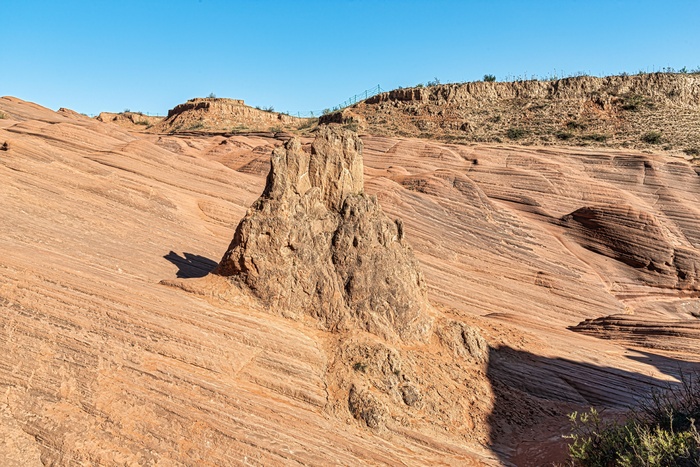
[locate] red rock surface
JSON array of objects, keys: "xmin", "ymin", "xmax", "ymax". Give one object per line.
[{"xmin": 1, "ymin": 96, "xmax": 700, "ymax": 465}]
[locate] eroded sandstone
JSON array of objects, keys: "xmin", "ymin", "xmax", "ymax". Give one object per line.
[{"xmin": 214, "ymin": 126, "xmax": 432, "ymax": 341}]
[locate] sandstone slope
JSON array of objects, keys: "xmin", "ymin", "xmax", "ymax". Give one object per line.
[{"xmin": 1, "ymin": 96, "xmax": 700, "ymax": 465}]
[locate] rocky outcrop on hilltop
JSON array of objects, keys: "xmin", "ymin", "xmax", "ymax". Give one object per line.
[
  {"xmin": 214, "ymin": 126, "xmax": 432, "ymax": 341},
  {"xmin": 95, "ymin": 111, "xmax": 163, "ymax": 130},
  {"xmin": 149, "ymin": 97, "xmax": 309, "ymax": 134},
  {"xmin": 326, "ymin": 73, "xmax": 700, "ymax": 154}
]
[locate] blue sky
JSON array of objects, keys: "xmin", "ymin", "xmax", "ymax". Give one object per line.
[{"xmin": 3, "ymin": 0, "xmax": 699, "ymax": 116}]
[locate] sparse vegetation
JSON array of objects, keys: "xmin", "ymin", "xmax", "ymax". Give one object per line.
[
  {"xmin": 642, "ymin": 131, "xmax": 663, "ymax": 144},
  {"xmin": 297, "ymin": 119, "xmax": 317, "ymax": 130},
  {"xmin": 343, "ymin": 121, "xmax": 359, "ymax": 132},
  {"xmin": 583, "ymin": 133, "xmax": 608, "ymax": 142},
  {"xmin": 135, "ymin": 120, "xmax": 149, "ymax": 126},
  {"xmin": 556, "ymin": 131, "xmax": 574, "ymax": 140},
  {"xmin": 483, "ymin": 74, "xmax": 496, "ymax": 82},
  {"xmin": 621, "ymin": 94, "xmax": 653, "ymax": 112},
  {"xmin": 415, "ymin": 83, "xmax": 424, "ymax": 88},
  {"xmin": 353, "ymin": 362, "xmax": 367, "ymax": 373},
  {"xmin": 566, "ymin": 372, "xmax": 700, "ymax": 466},
  {"xmin": 208, "ymin": 92, "xmax": 216, "ymax": 98},
  {"xmin": 0, "ymin": 112, "xmax": 7, "ymax": 119},
  {"xmin": 427, "ymin": 77, "xmax": 441, "ymax": 87},
  {"xmin": 188, "ymin": 122, "xmax": 205, "ymax": 131},
  {"xmin": 507, "ymin": 127, "xmax": 527, "ymax": 140},
  {"xmin": 566, "ymin": 121, "xmax": 587, "ymax": 130},
  {"xmin": 683, "ymin": 147, "xmax": 700, "ymax": 157}
]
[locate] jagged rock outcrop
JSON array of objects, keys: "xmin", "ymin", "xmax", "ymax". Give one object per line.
[{"xmin": 214, "ymin": 126, "xmax": 432, "ymax": 341}]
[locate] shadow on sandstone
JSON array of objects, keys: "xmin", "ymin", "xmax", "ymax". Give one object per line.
[
  {"xmin": 164, "ymin": 251, "xmax": 218, "ymax": 278},
  {"xmin": 485, "ymin": 344, "xmax": 700, "ymax": 465}
]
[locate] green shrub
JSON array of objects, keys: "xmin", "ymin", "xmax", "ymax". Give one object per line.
[
  {"xmin": 507, "ymin": 127, "xmax": 527, "ymax": 140},
  {"xmin": 556, "ymin": 131, "xmax": 574, "ymax": 140},
  {"xmin": 583, "ymin": 133, "xmax": 608, "ymax": 142},
  {"xmin": 642, "ymin": 131, "xmax": 663, "ymax": 144},
  {"xmin": 683, "ymin": 147, "xmax": 699, "ymax": 157},
  {"xmin": 567, "ymin": 121, "xmax": 587, "ymax": 130},
  {"xmin": 566, "ymin": 373, "xmax": 700, "ymax": 466},
  {"xmin": 483, "ymin": 74, "xmax": 496, "ymax": 82},
  {"xmin": 135, "ymin": 120, "xmax": 149, "ymax": 126},
  {"xmin": 621, "ymin": 94, "xmax": 653, "ymax": 111},
  {"xmin": 0, "ymin": 112, "xmax": 7, "ymax": 119}
]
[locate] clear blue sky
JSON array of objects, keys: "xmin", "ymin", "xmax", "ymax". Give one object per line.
[{"xmin": 3, "ymin": 0, "xmax": 699, "ymax": 116}]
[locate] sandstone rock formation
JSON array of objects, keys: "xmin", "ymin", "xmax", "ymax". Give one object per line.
[
  {"xmin": 561, "ymin": 205, "xmax": 700, "ymax": 290},
  {"xmin": 149, "ymin": 97, "xmax": 309, "ymax": 134},
  {"xmin": 214, "ymin": 126, "xmax": 432, "ymax": 341}
]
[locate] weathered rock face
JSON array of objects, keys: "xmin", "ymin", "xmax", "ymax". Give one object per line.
[
  {"xmin": 214, "ymin": 126, "xmax": 432, "ymax": 341},
  {"xmin": 561, "ymin": 204, "xmax": 700, "ymax": 290}
]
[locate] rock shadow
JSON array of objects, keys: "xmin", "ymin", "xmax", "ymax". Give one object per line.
[
  {"xmin": 486, "ymin": 344, "xmax": 700, "ymax": 465},
  {"xmin": 164, "ymin": 251, "xmax": 218, "ymax": 278}
]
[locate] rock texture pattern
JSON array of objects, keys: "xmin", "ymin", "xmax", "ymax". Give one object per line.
[{"xmin": 214, "ymin": 126, "xmax": 432, "ymax": 341}]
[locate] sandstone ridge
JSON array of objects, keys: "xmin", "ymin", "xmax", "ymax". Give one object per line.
[
  {"xmin": 149, "ymin": 97, "xmax": 308, "ymax": 134},
  {"xmin": 324, "ymin": 73, "xmax": 700, "ymax": 154},
  {"xmin": 214, "ymin": 126, "xmax": 432, "ymax": 341}
]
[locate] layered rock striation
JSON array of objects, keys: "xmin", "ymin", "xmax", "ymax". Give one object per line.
[{"xmin": 214, "ymin": 126, "xmax": 432, "ymax": 341}]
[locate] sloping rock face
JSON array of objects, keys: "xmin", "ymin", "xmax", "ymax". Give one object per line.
[
  {"xmin": 214, "ymin": 126, "xmax": 431, "ymax": 341},
  {"xmin": 561, "ymin": 205, "xmax": 700, "ymax": 290}
]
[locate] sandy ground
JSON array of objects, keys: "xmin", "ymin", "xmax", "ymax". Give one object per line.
[{"xmin": 1, "ymin": 96, "xmax": 699, "ymax": 465}]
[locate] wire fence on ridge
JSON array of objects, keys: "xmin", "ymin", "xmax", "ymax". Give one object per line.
[{"xmin": 284, "ymin": 84, "xmax": 384, "ymax": 118}]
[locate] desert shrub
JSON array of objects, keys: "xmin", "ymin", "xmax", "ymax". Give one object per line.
[
  {"xmin": 353, "ymin": 362, "xmax": 367, "ymax": 372},
  {"xmin": 483, "ymin": 74, "xmax": 496, "ymax": 82},
  {"xmin": 343, "ymin": 121, "xmax": 359, "ymax": 132},
  {"xmin": 583, "ymin": 133, "xmax": 608, "ymax": 142},
  {"xmin": 297, "ymin": 119, "xmax": 317, "ymax": 130},
  {"xmin": 556, "ymin": 131, "xmax": 574, "ymax": 140},
  {"xmin": 0, "ymin": 112, "xmax": 7, "ymax": 119},
  {"xmin": 507, "ymin": 127, "xmax": 527, "ymax": 140},
  {"xmin": 566, "ymin": 373, "xmax": 700, "ymax": 466},
  {"xmin": 427, "ymin": 77, "xmax": 441, "ymax": 87},
  {"xmin": 642, "ymin": 131, "xmax": 663, "ymax": 144},
  {"xmin": 208, "ymin": 92, "xmax": 216, "ymax": 98},
  {"xmin": 135, "ymin": 120, "xmax": 149, "ymax": 126},
  {"xmin": 683, "ymin": 147, "xmax": 699, "ymax": 157},
  {"xmin": 621, "ymin": 94, "xmax": 653, "ymax": 111},
  {"xmin": 415, "ymin": 83, "xmax": 424, "ymax": 88},
  {"xmin": 188, "ymin": 122, "xmax": 205, "ymax": 130},
  {"xmin": 567, "ymin": 121, "xmax": 587, "ymax": 130}
]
